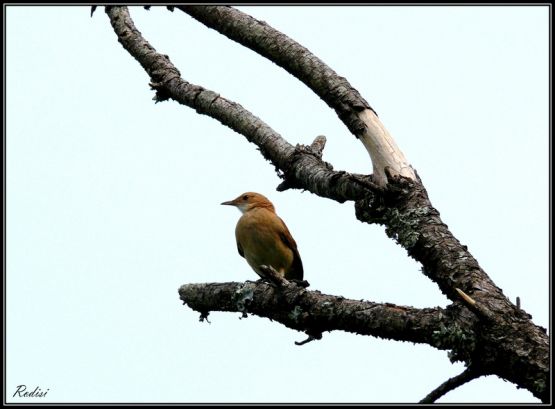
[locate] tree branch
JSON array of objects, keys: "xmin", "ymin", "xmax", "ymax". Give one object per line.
[
  {"xmin": 419, "ymin": 367, "xmax": 482, "ymax": 403},
  {"xmin": 168, "ymin": 8, "xmax": 503, "ymax": 318},
  {"xmin": 106, "ymin": 6, "xmax": 378, "ymax": 204},
  {"xmin": 177, "ymin": 5, "xmax": 415, "ymax": 185},
  {"xmin": 355, "ymin": 173, "xmax": 549, "ymax": 401},
  {"xmin": 107, "ymin": 6, "xmax": 500, "ymax": 310},
  {"xmin": 106, "ymin": 7, "xmax": 549, "ymax": 402},
  {"xmin": 177, "ymin": 6, "xmax": 374, "ymax": 130},
  {"xmin": 121, "ymin": 5, "xmax": 536, "ymax": 328},
  {"xmin": 179, "ymin": 280, "xmax": 460, "ymax": 348},
  {"xmin": 355, "ymin": 173, "xmax": 506, "ymax": 309}
]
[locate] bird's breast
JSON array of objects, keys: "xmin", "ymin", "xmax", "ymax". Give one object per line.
[{"xmin": 235, "ymin": 209, "xmax": 293, "ymax": 274}]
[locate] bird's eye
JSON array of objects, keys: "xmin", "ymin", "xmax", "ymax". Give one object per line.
[{"xmin": 242, "ymin": 195, "xmax": 249, "ymax": 200}]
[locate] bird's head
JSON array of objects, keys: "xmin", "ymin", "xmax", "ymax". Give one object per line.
[{"xmin": 221, "ymin": 192, "xmax": 275, "ymax": 214}]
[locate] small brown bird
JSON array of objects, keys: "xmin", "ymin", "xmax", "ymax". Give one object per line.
[{"xmin": 221, "ymin": 192, "xmax": 303, "ymax": 281}]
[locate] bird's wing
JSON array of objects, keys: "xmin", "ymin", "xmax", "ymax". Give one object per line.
[
  {"xmin": 278, "ymin": 218, "xmax": 304, "ymax": 281},
  {"xmin": 236, "ymin": 239, "xmax": 244, "ymax": 258}
]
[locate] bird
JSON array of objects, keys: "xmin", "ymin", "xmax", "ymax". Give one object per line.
[{"xmin": 221, "ymin": 192, "xmax": 303, "ymax": 281}]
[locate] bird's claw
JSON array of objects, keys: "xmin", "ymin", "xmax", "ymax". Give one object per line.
[{"xmin": 290, "ymin": 279, "xmax": 310, "ymax": 288}]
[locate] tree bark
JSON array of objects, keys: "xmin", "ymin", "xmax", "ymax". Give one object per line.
[
  {"xmin": 178, "ymin": 5, "xmax": 415, "ymax": 185},
  {"xmin": 179, "ymin": 280, "xmax": 463, "ymax": 346},
  {"xmin": 106, "ymin": 6, "xmax": 549, "ymax": 402}
]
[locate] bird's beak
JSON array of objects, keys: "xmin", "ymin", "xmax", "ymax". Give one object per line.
[{"xmin": 221, "ymin": 199, "xmax": 236, "ymax": 206}]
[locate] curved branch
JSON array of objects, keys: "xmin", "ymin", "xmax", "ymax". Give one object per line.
[
  {"xmin": 106, "ymin": 6, "xmax": 376, "ymax": 203},
  {"xmin": 113, "ymin": 5, "xmax": 526, "ymax": 320},
  {"xmin": 106, "ymin": 7, "xmax": 548, "ymax": 401},
  {"xmin": 177, "ymin": 6, "xmax": 415, "ymax": 185},
  {"xmin": 178, "ymin": 6, "xmax": 374, "ymax": 132},
  {"xmin": 111, "ymin": 6, "xmax": 541, "ymax": 325},
  {"xmin": 419, "ymin": 367, "xmax": 482, "ymax": 403},
  {"xmin": 179, "ymin": 280, "xmax": 457, "ymax": 348},
  {"xmin": 355, "ymin": 174, "xmax": 507, "ymax": 310},
  {"xmin": 355, "ymin": 173, "xmax": 549, "ymax": 402}
]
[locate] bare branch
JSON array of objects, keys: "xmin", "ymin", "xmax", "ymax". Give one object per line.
[
  {"xmin": 178, "ymin": 6, "xmax": 374, "ymax": 128},
  {"xmin": 354, "ymin": 174, "xmax": 512, "ymax": 312},
  {"xmin": 177, "ymin": 6, "xmax": 415, "ymax": 185},
  {"xmin": 106, "ymin": 7, "xmax": 549, "ymax": 401},
  {"xmin": 106, "ymin": 6, "xmax": 378, "ymax": 203},
  {"xmin": 179, "ymin": 280, "xmax": 457, "ymax": 348},
  {"xmin": 309, "ymin": 135, "xmax": 326, "ymax": 158},
  {"xmin": 419, "ymin": 367, "xmax": 482, "ymax": 403},
  {"xmin": 295, "ymin": 334, "xmax": 321, "ymax": 346}
]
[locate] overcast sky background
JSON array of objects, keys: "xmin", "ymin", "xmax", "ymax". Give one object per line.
[{"xmin": 6, "ymin": 5, "xmax": 549, "ymax": 404}]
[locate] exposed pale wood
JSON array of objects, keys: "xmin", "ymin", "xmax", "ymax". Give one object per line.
[
  {"xmin": 107, "ymin": 7, "xmax": 549, "ymax": 402},
  {"xmin": 358, "ymin": 109, "xmax": 416, "ymax": 185}
]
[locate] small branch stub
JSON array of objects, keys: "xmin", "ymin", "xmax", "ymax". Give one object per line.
[
  {"xmin": 420, "ymin": 366, "xmax": 481, "ymax": 403},
  {"xmin": 108, "ymin": 7, "xmax": 549, "ymax": 401},
  {"xmin": 310, "ymin": 135, "xmax": 327, "ymax": 158},
  {"xmin": 455, "ymin": 288, "xmax": 476, "ymax": 306},
  {"xmin": 295, "ymin": 332, "xmax": 322, "ymax": 346},
  {"xmin": 454, "ymin": 288, "xmax": 495, "ymax": 322}
]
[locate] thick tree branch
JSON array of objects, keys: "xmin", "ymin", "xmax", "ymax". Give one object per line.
[
  {"xmin": 104, "ymin": 6, "xmax": 530, "ymax": 322},
  {"xmin": 177, "ymin": 5, "xmax": 415, "ymax": 185},
  {"xmin": 355, "ymin": 173, "xmax": 506, "ymax": 309},
  {"xmin": 106, "ymin": 7, "xmax": 549, "ymax": 402},
  {"xmin": 179, "ymin": 280, "xmax": 464, "ymax": 349},
  {"xmin": 355, "ymin": 172, "xmax": 549, "ymax": 402},
  {"xmin": 106, "ymin": 6, "xmax": 377, "ymax": 204},
  {"xmin": 419, "ymin": 367, "xmax": 482, "ymax": 403},
  {"xmin": 168, "ymin": 6, "xmax": 514, "ymax": 322},
  {"xmin": 177, "ymin": 6, "xmax": 374, "ymax": 131},
  {"xmin": 117, "ymin": 5, "xmax": 536, "ymax": 323}
]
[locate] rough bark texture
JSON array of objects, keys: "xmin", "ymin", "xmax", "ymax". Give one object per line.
[
  {"xmin": 355, "ymin": 171, "xmax": 549, "ymax": 401},
  {"xmin": 179, "ymin": 280, "xmax": 470, "ymax": 348},
  {"xmin": 177, "ymin": 5, "xmax": 373, "ymax": 135},
  {"xmin": 107, "ymin": 6, "xmax": 378, "ymax": 204},
  {"xmin": 178, "ymin": 6, "xmax": 416, "ymax": 185},
  {"xmin": 106, "ymin": 7, "xmax": 549, "ymax": 402}
]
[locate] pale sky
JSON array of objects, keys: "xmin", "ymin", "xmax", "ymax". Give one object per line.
[{"xmin": 5, "ymin": 5, "xmax": 549, "ymax": 403}]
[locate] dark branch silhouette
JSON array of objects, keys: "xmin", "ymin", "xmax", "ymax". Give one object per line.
[
  {"xmin": 177, "ymin": 5, "xmax": 376, "ymax": 134},
  {"xmin": 420, "ymin": 367, "xmax": 482, "ymax": 403},
  {"xmin": 105, "ymin": 6, "xmax": 549, "ymax": 402},
  {"xmin": 179, "ymin": 280, "xmax": 462, "ymax": 348}
]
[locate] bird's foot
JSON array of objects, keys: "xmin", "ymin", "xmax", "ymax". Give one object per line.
[
  {"xmin": 290, "ymin": 279, "xmax": 310, "ymax": 288},
  {"xmin": 258, "ymin": 265, "xmax": 287, "ymax": 287},
  {"xmin": 254, "ymin": 277, "xmax": 278, "ymax": 287}
]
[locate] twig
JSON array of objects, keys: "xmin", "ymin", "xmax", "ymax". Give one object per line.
[
  {"xmin": 455, "ymin": 288, "xmax": 476, "ymax": 305},
  {"xmin": 295, "ymin": 333, "xmax": 322, "ymax": 346},
  {"xmin": 455, "ymin": 288, "xmax": 494, "ymax": 322},
  {"xmin": 106, "ymin": 6, "xmax": 373, "ymax": 204},
  {"xmin": 419, "ymin": 367, "xmax": 481, "ymax": 403}
]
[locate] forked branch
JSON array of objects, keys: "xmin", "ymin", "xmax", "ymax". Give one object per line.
[
  {"xmin": 178, "ymin": 5, "xmax": 415, "ymax": 185},
  {"xmin": 105, "ymin": 7, "xmax": 549, "ymax": 402},
  {"xmin": 106, "ymin": 6, "xmax": 379, "ymax": 203}
]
